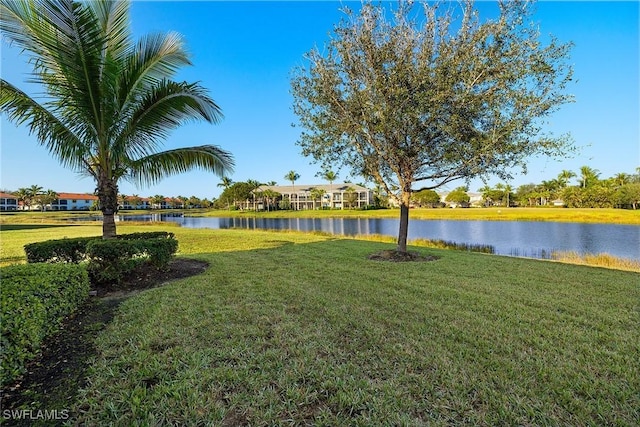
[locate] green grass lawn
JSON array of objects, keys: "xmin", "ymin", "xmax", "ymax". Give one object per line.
[{"xmin": 1, "ymin": 225, "xmax": 638, "ymax": 424}]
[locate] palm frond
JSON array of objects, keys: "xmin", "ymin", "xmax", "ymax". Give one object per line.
[
  {"xmin": 126, "ymin": 145, "xmax": 234, "ymax": 186},
  {"xmin": 88, "ymin": 0, "xmax": 131, "ymax": 62},
  {"xmin": 117, "ymin": 31, "xmax": 191, "ymax": 113},
  {"xmin": 0, "ymin": 79, "xmax": 90, "ymax": 173},
  {"xmin": 113, "ymin": 80, "xmax": 223, "ymax": 161},
  {"xmin": 2, "ymin": 0, "xmax": 108, "ymax": 137}
]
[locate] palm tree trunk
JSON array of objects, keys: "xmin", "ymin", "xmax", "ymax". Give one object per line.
[
  {"xmin": 397, "ymin": 190, "xmax": 411, "ymax": 253},
  {"xmin": 97, "ymin": 177, "xmax": 119, "ymax": 239}
]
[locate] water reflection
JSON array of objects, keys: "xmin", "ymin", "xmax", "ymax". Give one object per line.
[{"xmin": 115, "ymin": 214, "xmax": 640, "ymax": 260}]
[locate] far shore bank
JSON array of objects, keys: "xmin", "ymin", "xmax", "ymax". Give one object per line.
[{"xmin": 1, "ymin": 207, "xmax": 639, "ymax": 225}]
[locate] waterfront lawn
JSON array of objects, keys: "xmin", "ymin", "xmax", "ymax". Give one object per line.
[{"xmin": 70, "ymin": 228, "xmax": 638, "ymax": 425}]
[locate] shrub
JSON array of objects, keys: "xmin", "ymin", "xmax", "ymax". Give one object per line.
[
  {"xmin": 24, "ymin": 236, "xmax": 99, "ymax": 263},
  {"xmin": 23, "ymin": 232, "xmax": 178, "ymax": 287},
  {"xmin": 86, "ymin": 234, "xmax": 178, "ymax": 286},
  {"xmin": 0, "ymin": 263, "xmax": 89, "ymax": 386},
  {"xmin": 23, "ymin": 232, "xmax": 175, "ymax": 264}
]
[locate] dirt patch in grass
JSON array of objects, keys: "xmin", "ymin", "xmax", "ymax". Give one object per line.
[
  {"xmin": 368, "ymin": 249, "xmax": 440, "ymax": 262},
  {"xmin": 0, "ymin": 258, "xmax": 208, "ymax": 423}
]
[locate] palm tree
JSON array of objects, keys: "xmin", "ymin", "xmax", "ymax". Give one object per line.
[
  {"xmin": 35, "ymin": 189, "xmax": 58, "ymax": 211},
  {"xmin": 613, "ymin": 173, "xmax": 630, "ymax": 187},
  {"xmin": 557, "ymin": 170, "xmax": 576, "ymax": 188},
  {"xmin": 177, "ymin": 195, "xmax": 188, "ymax": 209},
  {"xmin": 150, "ymin": 194, "xmax": 165, "ymax": 209},
  {"xmin": 217, "ymin": 177, "xmax": 233, "ymax": 209},
  {"xmin": 0, "ymin": 0, "xmax": 233, "ymax": 238},
  {"xmin": 319, "ymin": 170, "xmax": 338, "ymax": 209},
  {"xmin": 503, "ymin": 184, "xmax": 513, "ymax": 207},
  {"xmin": 17, "ymin": 185, "xmax": 43, "ymax": 210},
  {"xmin": 14, "ymin": 187, "xmax": 32, "ymax": 211},
  {"xmin": 344, "ymin": 186, "xmax": 358, "ymax": 209},
  {"xmin": 284, "ymin": 170, "xmax": 300, "ymax": 210},
  {"xmin": 309, "ymin": 187, "xmax": 326, "ymax": 209},
  {"xmin": 579, "ymin": 166, "xmax": 600, "ymax": 189},
  {"xmin": 246, "ymin": 179, "xmax": 262, "ymax": 210},
  {"xmin": 118, "ymin": 193, "xmax": 128, "ymax": 210},
  {"xmin": 478, "ymin": 184, "xmax": 493, "ymax": 207}
]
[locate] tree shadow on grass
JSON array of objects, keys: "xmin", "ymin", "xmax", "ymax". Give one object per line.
[{"xmin": 0, "ymin": 224, "xmax": 80, "ymax": 231}]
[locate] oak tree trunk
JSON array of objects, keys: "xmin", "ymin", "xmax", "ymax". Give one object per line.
[{"xmin": 397, "ymin": 190, "xmax": 411, "ymax": 253}]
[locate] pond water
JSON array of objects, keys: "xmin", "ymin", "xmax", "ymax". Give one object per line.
[{"xmin": 115, "ymin": 214, "xmax": 640, "ymax": 260}]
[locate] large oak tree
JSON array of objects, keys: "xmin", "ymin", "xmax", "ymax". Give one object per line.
[{"xmin": 291, "ymin": 0, "xmax": 573, "ymax": 253}]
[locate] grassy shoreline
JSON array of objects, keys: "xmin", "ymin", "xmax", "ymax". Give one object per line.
[
  {"xmin": 197, "ymin": 206, "xmax": 640, "ymax": 225},
  {"xmin": 1, "ymin": 206, "xmax": 639, "ymax": 225}
]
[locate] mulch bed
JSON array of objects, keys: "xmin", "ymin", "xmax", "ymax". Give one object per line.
[
  {"xmin": 0, "ymin": 258, "xmax": 208, "ymax": 422},
  {"xmin": 368, "ymin": 249, "xmax": 440, "ymax": 262}
]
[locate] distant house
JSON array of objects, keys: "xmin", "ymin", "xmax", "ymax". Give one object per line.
[
  {"xmin": 437, "ymin": 191, "xmax": 483, "ymax": 208},
  {"xmin": 49, "ymin": 192, "xmax": 98, "ymax": 211},
  {"xmin": 120, "ymin": 196, "xmax": 151, "ymax": 210},
  {"xmin": 0, "ymin": 192, "xmax": 18, "ymax": 211},
  {"xmin": 252, "ymin": 183, "xmax": 373, "ymax": 210}
]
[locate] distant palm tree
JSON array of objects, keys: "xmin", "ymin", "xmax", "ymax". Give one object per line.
[
  {"xmin": 0, "ymin": 0, "xmax": 233, "ymax": 237},
  {"xmin": 217, "ymin": 177, "xmax": 233, "ymax": 209},
  {"xmin": 319, "ymin": 170, "xmax": 338, "ymax": 208},
  {"xmin": 557, "ymin": 170, "xmax": 576, "ymax": 187},
  {"xmin": 246, "ymin": 179, "xmax": 261, "ymax": 210},
  {"xmin": 579, "ymin": 166, "xmax": 600, "ymax": 188},
  {"xmin": 479, "ymin": 184, "xmax": 493, "ymax": 207},
  {"xmin": 344, "ymin": 186, "xmax": 358, "ymax": 209},
  {"xmin": 503, "ymin": 183, "xmax": 513, "ymax": 207},
  {"xmin": 118, "ymin": 193, "xmax": 128, "ymax": 210},
  {"xmin": 150, "ymin": 194, "xmax": 165, "ymax": 210},
  {"xmin": 284, "ymin": 170, "xmax": 300, "ymax": 210},
  {"xmin": 266, "ymin": 181, "xmax": 277, "ymax": 186},
  {"xmin": 177, "ymin": 195, "xmax": 188, "ymax": 209},
  {"xmin": 13, "ymin": 187, "xmax": 32, "ymax": 211},
  {"xmin": 35, "ymin": 189, "xmax": 59, "ymax": 211},
  {"xmin": 613, "ymin": 173, "xmax": 630, "ymax": 187},
  {"xmin": 309, "ymin": 187, "xmax": 326, "ymax": 209},
  {"xmin": 17, "ymin": 185, "xmax": 44, "ymax": 210},
  {"xmin": 218, "ymin": 177, "xmax": 233, "ymax": 190}
]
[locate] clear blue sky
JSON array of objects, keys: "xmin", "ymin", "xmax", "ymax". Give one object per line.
[{"xmin": 1, "ymin": 1, "xmax": 638, "ymax": 199}]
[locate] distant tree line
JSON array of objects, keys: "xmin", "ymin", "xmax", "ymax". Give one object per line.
[
  {"xmin": 9, "ymin": 166, "xmax": 638, "ymax": 212},
  {"xmin": 12, "ymin": 185, "xmax": 58, "ymax": 211},
  {"xmin": 474, "ymin": 166, "xmax": 640, "ymax": 209}
]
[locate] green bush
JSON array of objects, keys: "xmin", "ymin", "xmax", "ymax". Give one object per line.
[
  {"xmin": 23, "ymin": 232, "xmax": 175, "ymax": 264},
  {"xmin": 23, "ymin": 232, "xmax": 178, "ymax": 286},
  {"xmin": 0, "ymin": 263, "xmax": 89, "ymax": 386},
  {"xmin": 85, "ymin": 235, "xmax": 178, "ymax": 286},
  {"xmin": 24, "ymin": 236, "xmax": 99, "ymax": 263}
]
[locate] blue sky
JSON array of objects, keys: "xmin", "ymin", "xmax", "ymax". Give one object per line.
[{"xmin": 1, "ymin": 1, "xmax": 638, "ymax": 199}]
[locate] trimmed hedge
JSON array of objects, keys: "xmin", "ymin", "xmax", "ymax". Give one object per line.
[
  {"xmin": 0, "ymin": 263, "xmax": 90, "ymax": 386},
  {"xmin": 24, "ymin": 232, "xmax": 175, "ymax": 263},
  {"xmin": 86, "ymin": 236, "xmax": 178, "ymax": 285},
  {"xmin": 24, "ymin": 235, "xmax": 100, "ymax": 263},
  {"xmin": 24, "ymin": 232, "xmax": 178, "ymax": 287}
]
